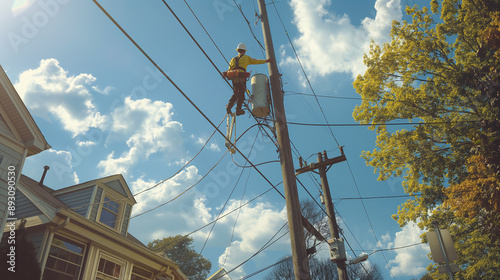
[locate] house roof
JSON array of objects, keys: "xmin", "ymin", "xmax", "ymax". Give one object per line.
[
  {"xmin": 20, "ymin": 175, "xmax": 67, "ymax": 209},
  {"xmin": 18, "ymin": 174, "xmax": 187, "ymax": 279},
  {"xmin": 0, "ymin": 65, "xmax": 50, "ymax": 156}
]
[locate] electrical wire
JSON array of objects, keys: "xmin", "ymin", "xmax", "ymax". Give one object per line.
[
  {"xmin": 287, "ymin": 120, "xmax": 481, "ymax": 127},
  {"xmin": 222, "ymin": 168, "xmax": 252, "ymax": 267},
  {"xmin": 336, "ymin": 194, "xmax": 416, "ymax": 201},
  {"xmin": 134, "ymin": 115, "xmax": 226, "ymax": 197},
  {"xmin": 213, "ymin": 222, "xmax": 290, "ymax": 280},
  {"xmin": 285, "ymin": 91, "xmax": 365, "ymax": 101},
  {"xmin": 367, "ymin": 242, "xmax": 425, "ymax": 256},
  {"xmin": 92, "ymin": 0, "xmax": 286, "ymax": 205},
  {"xmin": 239, "ymin": 256, "xmax": 293, "ymax": 280},
  {"xmin": 160, "ymin": 0, "xmax": 232, "ymax": 91},
  {"xmin": 68, "ymin": 116, "xmax": 226, "ymax": 212},
  {"xmin": 199, "ymin": 132, "xmax": 260, "ymax": 255},
  {"xmin": 344, "ymin": 155, "xmax": 397, "ymax": 280},
  {"xmin": 295, "ymin": 177, "xmax": 372, "ymax": 276},
  {"xmin": 129, "ymin": 150, "xmax": 228, "ymax": 220},
  {"xmin": 93, "ymin": 3, "xmax": 395, "ymax": 279},
  {"xmin": 145, "ymin": 184, "xmax": 280, "ymax": 254},
  {"xmin": 232, "ymin": 0, "xmax": 266, "ymax": 51},
  {"xmin": 271, "ymin": 1, "xmax": 340, "ymax": 147},
  {"xmin": 182, "ymin": 0, "xmax": 229, "ymax": 64}
]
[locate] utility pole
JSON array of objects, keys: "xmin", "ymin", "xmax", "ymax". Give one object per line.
[
  {"xmin": 296, "ymin": 149, "xmax": 348, "ymax": 280},
  {"xmin": 257, "ymin": 1, "xmax": 311, "ymax": 279}
]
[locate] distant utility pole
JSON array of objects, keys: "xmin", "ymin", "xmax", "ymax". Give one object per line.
[
  {"xmin": 257, "ymin": 1, "xmax": 311, "ymax": 279},
  {"xmin": 296, "ymin": 149, "xmax": 348, "ymax": 280}
]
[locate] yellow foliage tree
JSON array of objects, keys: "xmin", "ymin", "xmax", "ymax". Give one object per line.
[{"xmin": 353, "ymin": 0, "xmax": 500, "ymax": 278}]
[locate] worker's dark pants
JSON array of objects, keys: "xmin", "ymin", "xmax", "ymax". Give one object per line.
[{"xmin": 227, "ymin": 79, "xmax": 246, "ymax": 111}]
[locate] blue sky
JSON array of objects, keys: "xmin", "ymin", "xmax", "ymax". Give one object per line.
[{"xmin": 1, "ymin": 0, "xmax": 432, "ymax": 279}]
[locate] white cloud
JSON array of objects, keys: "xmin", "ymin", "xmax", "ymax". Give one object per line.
[
  {"xmin": 215, "ymin": 200, "xmax": 289, "ymax": 279},
  {"xmin": 15, "ymin": 58, "xmax": 107, "ymax": 136},
  {"xmin": 209, "ymin": 143, "xmax": 221, "ymax": 152},
  {"xmin": 97, "ymin": 97, "xmax": 184, "ymax": 176},
  {"xmin": 387, "ymin": 222, "xmax": 430, "ymax": 277},
  {"xmin": 130, "ymin": 166, "xmax": 202, "ymax": 214},
  {"xmin": 23, "ymin": 148, "xmax": 80, "ymax": 187},
  {"xmin": 283, "ymin": 0, "xmax": 402, "ymax": 79},
  {"xmin": 76, "ymin": 140, "xmax": 96, "ymax": 147}
]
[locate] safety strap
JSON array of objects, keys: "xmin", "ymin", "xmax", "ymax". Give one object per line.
[{"xmin": 234, "ymin": 54, "xmax": 246, "ymax": 72}]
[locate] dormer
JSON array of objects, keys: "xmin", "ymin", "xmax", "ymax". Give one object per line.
[{"xmin": 52, "ymin": 174, "xmax": 136, "ymax": 236}]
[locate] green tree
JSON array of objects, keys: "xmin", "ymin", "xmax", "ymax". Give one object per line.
[
  {"xmin": 353, "ymin": 0, "xmax": 500, "ymax": 278},
  {"xmin": 0, "ymin": 219, "xmax": 41, "ymax": 280},
  {"xmin": 147, "ymin": 235, "xmax": 211, "ymax": 280},
  {"xmin": 265, "ymin": 200, "xmax": 382, "ymax": 280},
  {"xmin": 264, "ymin": 256, "xmax": 383, "ymax": 280}
]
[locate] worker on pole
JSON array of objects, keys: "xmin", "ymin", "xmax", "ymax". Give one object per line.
[{"xmin": 224, "ymin": 43, "xmax": 272, "ymax": 116}]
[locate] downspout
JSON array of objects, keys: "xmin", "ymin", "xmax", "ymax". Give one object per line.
[{"xmin": 39, "ymin": 216, "xmax": 70, "ymax": 279}]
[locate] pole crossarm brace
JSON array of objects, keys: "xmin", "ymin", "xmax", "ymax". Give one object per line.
[
  {"xmin": 296, "ymin": 153, "xmax": 346, "ymax": 175},
  {"xmin": 302, "ymin": 216, "xmax": 328, "ymax": 243}
]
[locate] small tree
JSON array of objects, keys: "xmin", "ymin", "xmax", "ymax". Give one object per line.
[
  {"xmin": 148, "ymin": 235, "xmax": 211, "ymax": 280},
  {"xmin": 0, "ymin": 218, "xmax": 41, "ymax": 280}
]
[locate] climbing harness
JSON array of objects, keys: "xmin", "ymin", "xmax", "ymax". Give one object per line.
[{"xmin": 223, "ymin": 54, "xmax": 250, "ymax": 81}]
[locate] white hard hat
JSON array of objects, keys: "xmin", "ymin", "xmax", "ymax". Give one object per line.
[{"xmin": 236, "ymin": 43, "xmax": 247, "ymax": 51}]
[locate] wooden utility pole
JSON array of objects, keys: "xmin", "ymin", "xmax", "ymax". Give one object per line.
[
  {"xmin": 296, "ymin": 149, "xmax": 348, "ymax": 280},
  {"xmin": 257, "ymin": 1, "xmax": 311, "ymax": 279}
]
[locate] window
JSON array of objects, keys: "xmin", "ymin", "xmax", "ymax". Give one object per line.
[
  {"xmin": 96, "ymin": 258, "xmax": 122, "ymax": 280},
  {"xmin": 95, "ymin": 254, "xmax": 126, "ymax": 280},
  {"xmin": 131, "ymin": 266, "xmax": 153, "ymax": 280},
  {"xmin": 43, "ymin": 236, "xmax": 85, "ymax": 280},
  {"xmin": 99, "ymin": 197, "xmax": 120, "ymax": 228}
]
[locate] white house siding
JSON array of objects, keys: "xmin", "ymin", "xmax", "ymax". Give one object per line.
[
  {"xmin": 88, "ymin": 187, "xmax": 103, "ymax": 222},
  {"xmin": 55, "ymin": 187, "xmax": 94, "ymax": 217},
  {"xmin": 0, "ymin": 142, "xmax": 23, "ymax": 239},
  {"xmin": 104, "ymin": 180, "xmax": 128, "ymax": 197}
]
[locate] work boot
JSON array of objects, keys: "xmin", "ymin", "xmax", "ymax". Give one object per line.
[
  {"xmin": 236, "ymin": 108, "xmax": 245, "ymax": 116},
  {"xmin": 226, "ymin": 105, "xmax": 232, "ymax": 114}
]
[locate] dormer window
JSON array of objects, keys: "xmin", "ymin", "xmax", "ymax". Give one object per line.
[{"xmin": 99, "ymin": 196, "xmax": 121, "ymax": 230}]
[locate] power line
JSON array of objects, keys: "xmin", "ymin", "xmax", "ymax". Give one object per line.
[
  {"xmin": 295, "ymin": 177, "xmax": 372, "ymax": 276},
  {"xmin": 160, "ymin": 0, "xmax": 232, "ymax": 90},
  {"xmin": 214, "ymin": 222, "xmax": 290, "ymax": 280},
  {"xmin": 367, "ymin": 242, "xmax": 426, "ymax": 256},
  {"xmin": 222, "ymin": 168, "xmax": 252, "ymax": 267},
  {"xmin": 240, "ymin": 255, "xmax": 293, "ymax": 279},
  {"xmin": 232, "ymin": 0, "xmax": 266, "ymax": 51},
  {"xmin": 199, "ymin": 132, "xmax": 260, "ymax": 255},
  {"xmin": 92, "ymin": 0, "xmax": 286, "ymax": 205},
  {"xmin": 148, "ymin": 185, "xmax": 279, "ymax": 254},
  {"xmin": 182, "ymin": 0, "xmax": 229, "ymax": 64},
  {"xmin": 68, "ymin": 116, "xmax": 226, "ymax": 212},
  {"xmin": 336, "ymin": 194, "xmax": 416, "ymax": 201},
  {"xmin": 344, "ymin": 155, "xmax": 397, "ymax": 280},
  {"xmin": 288, "ymin": 120, "xmax": 481, "ymax": 127},
  {"xmin": 285, "ymin": 91, "xmax": 364, "ymax": 101},
  {"xmin": 271, "ymin": 1, "xmax": 340, "ymax": 147},
  {"xmin": 130, "ymin": 150, "xmax": 228, "ymax": 220},
  {"xmin": 134, "ymin": 115, "xmax": 226, "ymax": 197}
]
